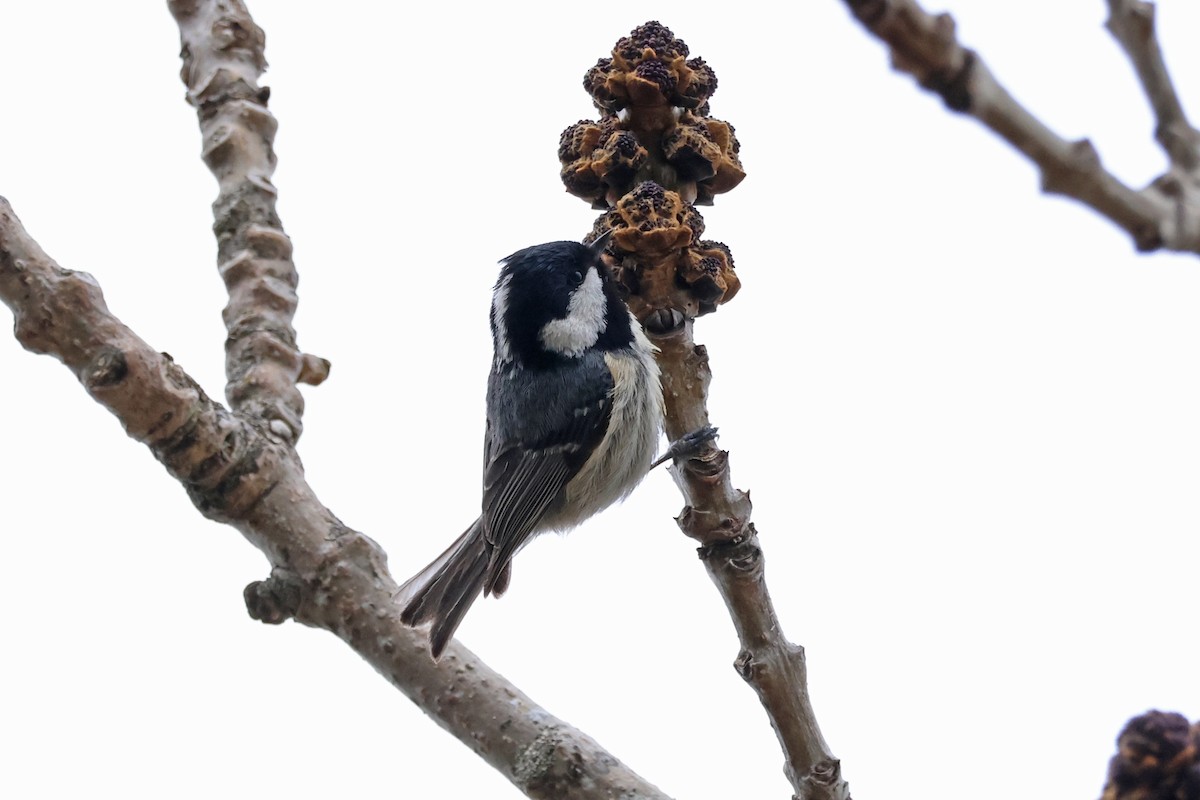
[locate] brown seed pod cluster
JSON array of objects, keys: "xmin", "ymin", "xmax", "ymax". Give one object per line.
[
  {"xmin": 587, "ymin": 21, "xmax": 712, "ymax": 113},
  {"xmin": 662, "ymin": 116, "xmax": 743, "ymax": 205},
  {"xmin": 565, "ymin": 22, "xmax": 745, "ymax": 327},
  {"xmin": 560, "ymin": 21, "xmax": 744, "ymax": 209},
  {"xmin": 559, "ymin": 117, "xmax": 648, "ymax": 209},
  {"xmin": 587, "ymin": 182, "xmax": 739, "ymax": 331},
  {"xmin": 1101, "ymin": 711, "xmax": 1200, "ymax": 800}
]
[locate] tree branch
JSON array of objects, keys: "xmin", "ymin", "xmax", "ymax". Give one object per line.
[
  {"xmin": 0, "ymin": 194, "xmax": 670, "ymax": 800},
  {"xmin": 840, "ymin": 3, "xmax": 1200, "ymax": 793},
  {"xmin": 838, "ymin": 0, "xmax": 1200, "ymax": 254},
  {"xmin": 656, "ymin": 326, "xmax": 847, "ymax": 800},
  {"xmin": 168, "ymin": 0, "xmax": 328, "ymax": 443},
  {"xmin": 1105, "ymin": 0, "xmax": 1200, "ymax": 174},
  {"xmin": 563, "ymin": 23, "xmax": 850, "ymax": 799}
]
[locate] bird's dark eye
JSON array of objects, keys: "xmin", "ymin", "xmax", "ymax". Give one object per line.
[{"xmin": 570, "ymin": 270, "xmax": 584, "ymax": 284}]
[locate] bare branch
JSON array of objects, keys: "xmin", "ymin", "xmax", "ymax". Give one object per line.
[
  {"xmin": 168, "ymin": 0, "xmax": 328, "ymax": 443},
  {"xmin": 564, "ymin": 23, "xmax": 850, "ymax": 800},
  {"xmin": 1105, "ymin": 0, "xmax": 1200, "ymax": 173},
  {"xmin": 838, "ymin": 0, "xmax": 1200, "ymax": 254},
  {"xmin": 0, "ymin": 196, "xmax": 670, "ymax": 800},
  {"xmin": 657, "ymin": 326, "xmax": 848, "ymax": 800}
]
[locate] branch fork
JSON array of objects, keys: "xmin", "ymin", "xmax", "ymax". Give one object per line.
[
  {"xmin": 842, "ymin": 0, "xmax": 1200, "ymax": 254},
  {"xmin": 2, "ymin": 3, "xmax": 683, "ymax": 797}
]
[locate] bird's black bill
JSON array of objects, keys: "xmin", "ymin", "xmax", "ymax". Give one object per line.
[{"xmin": 586, "ymin": 228, "xmax": 615, "ymax": 259}]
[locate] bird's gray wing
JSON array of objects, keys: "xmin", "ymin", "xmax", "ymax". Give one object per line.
[{"xmin": 480, "ymin": 355, "xmax": 613, "ymax": 593}]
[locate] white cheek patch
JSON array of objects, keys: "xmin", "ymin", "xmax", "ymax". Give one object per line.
[
  {"xmin": 492, "ymin": 274, "xmax": 513, "ymax": 364},
  {"xmin": 539, "ymin": 266, "xmax": 608, "ymax": 357}
]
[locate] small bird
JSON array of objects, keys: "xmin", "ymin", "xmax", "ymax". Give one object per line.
[{"xmin": 398, "ymin": 233, "xmax": 664, "ymax": 658}]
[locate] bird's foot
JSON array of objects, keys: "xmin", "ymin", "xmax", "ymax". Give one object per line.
[{"xmin": 651, "ymin": 424, "xmax": 719, "ymax": 469}]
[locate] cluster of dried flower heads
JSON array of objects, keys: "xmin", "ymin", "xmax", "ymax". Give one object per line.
[
  {"xmin": 1102, "ymin": 711, "xmax": 1200, "ymax": 800},
  {"xmin": 559, "ymin": 21, "xmax": 744, "ymax": 332}
]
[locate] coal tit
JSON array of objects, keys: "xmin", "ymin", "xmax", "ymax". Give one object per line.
[{"xmin": 398, "ymin": 233, "xmax": 663, "ymax": 658}]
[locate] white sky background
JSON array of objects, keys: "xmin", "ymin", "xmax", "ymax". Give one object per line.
[{"xmin": 2, "ymin": 2, "xmax": 1198, "ymax": 798}]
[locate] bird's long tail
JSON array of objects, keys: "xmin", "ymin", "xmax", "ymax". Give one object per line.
[{"xmin": 398, "ymin": 518, "xmax": 505, "ymax": 659}]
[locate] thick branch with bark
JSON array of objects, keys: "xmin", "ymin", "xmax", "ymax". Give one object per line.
[
  {"xmin": 0, "ymin": 195, "xmax": 668, "ymax": 800},
  {"xmin": 169, "ymin": 0, "xmax": 328, "ymax": 442},
  {"xmin": 839, "ymin": 0, "xmax": 1200, "ymax": 254},
  {"xmin": 4, "ymin": 2, "xmax": 679, "ymax": 796}
]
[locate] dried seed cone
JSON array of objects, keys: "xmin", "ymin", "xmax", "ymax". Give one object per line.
[
  {"xmin": 560, "ymin": 21, "xmax": 744, "ymax": 207},
  {"xmin": 564, "ymin": 22, "xmax": 744, "ymax": 322},
  {"xmin": 1101, "ymin": 711, "xmax": 1200, "ymax": 800},
  {"xmin": 589, "ymin": 183, "xmax": 739, "ymax": 322}
]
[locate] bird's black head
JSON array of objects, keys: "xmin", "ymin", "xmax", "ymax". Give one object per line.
[{"xmin": 491, "ymin": 236, "xmax": 634, "ymax": 368}]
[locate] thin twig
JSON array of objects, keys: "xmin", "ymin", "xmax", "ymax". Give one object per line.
[
  {"xmin": 838, "ymin": 0, "xmax": 1200, "ymax": 254},
  {"xmin": 169, "ymin": 0, "xmax": 328, "ymax": 443},
  {"xmin": 0, "ymin": 195, "xmax": 670, "ymax": 800},
  {"xmin": 1104, "ymin": 0, "xmax": 1200, "ymax": 173}
]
